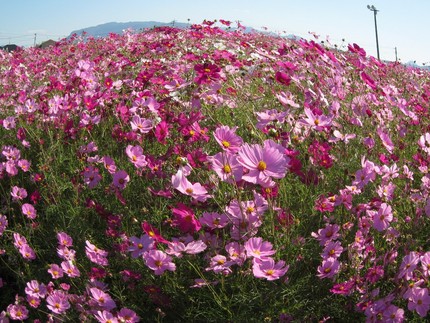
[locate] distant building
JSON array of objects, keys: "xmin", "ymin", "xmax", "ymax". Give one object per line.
[
  {"xmin": 0, "ymin": 44, "xmax": 19, "ymax": 52},
  {"xmin": 38, "ymin": 39, "xmax": 57, "ymax": 49}
]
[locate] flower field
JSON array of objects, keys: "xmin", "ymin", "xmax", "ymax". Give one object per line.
[{"xmin": 1, "ymin": 20, "xmax": 430, "ymax": 321}]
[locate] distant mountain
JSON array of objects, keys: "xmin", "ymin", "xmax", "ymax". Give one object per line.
[
  {"xmin": 67, "ymin": 21, "xmax": 280, "ymax": 39},
  {"xmin": 405, "ymin": 60, "xmax": 430, "ymax": 71},
  {"xmin": 68, "ymin": 21, "xmax": 191, "ymax": 38}
]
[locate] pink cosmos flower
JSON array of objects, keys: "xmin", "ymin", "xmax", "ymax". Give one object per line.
[
  {"xmin": 226, "ymin": 192, "xmax": 268, "ymax": 240},
  {"xmin": 298, "ymin": 107, "xmax": 332, "ymax": 131},
  {"xmin": 255, "ymin": 109, "xmax": 288, "ymax": 130},
  {"xmin": 27, "ymin": 295, "xmax": 41, "ymax": 308},
  {"xmin": 0, "ymin": 215, "xmax": 7, "ymax": 236},
  {"xmin": 125, "ymin": 145, "xmax": 147, "ymax": 168},
  {"xmin": 46, "ymin": 290, "xmax": 70, "ymax": 314},
  {"xmin": 128, "ymin": 235, "xmax": 154, "ymax": 258},
  {"xmin": 25, "ymin": 280, "xmax": 47, "ymax": 299},
  {"xmin": 22, "ymin": 203, "xmax": 37, "ymax": 219},
  {"xmin": 85, "ymin": 240, "xmax": 109, "ymax": 266},
  {"xmin": 5, "ymin": 160, "xmax": 18, "ymax": 176},
  {"xmin": 252, "ymin": 257, "xmax": 289, "ymax": 281},
  {"xmin": 7, "ymin": 304, "xmax": 29, "ymax": 321},
  {"xmin": 144, "ymin": 249, "xmax": 176, "ymax": 275},
  {"xmin": 377, "ymin": 128, "xmax": 394, "ymax": 154},
  {"xmin": 209, "ymin": 152, "xmax": 243, "ymax": 183},
  {"xmin": 237, "ymin": 140, "xmax": 288, "ymax": 187},
  {"xmin": 408, "ymin": 287, "xmax": 430, "ymax": 317},
  {"xmin": 89, "ymin": 287, "xmax": 116, "ymax": 311},
  {"xmin": 206, "ymin": 254, "xmax": 234, "ymax": 274},
  {"xmin": 83, "ymin": 166, "xmax": 102, "ymax": 189},
  {"xmin": 102, "ymin": 156, "xmax": 117, "ymax": 174},
  {"xmin": 13, "ymin": 232, "xmax": 28, "ymax": 249},
  {"xmin": 130, "ymin": 115, "xmax": 153, "ymax": 133},
  {"xmin": 213, "ymin": 125, "xmax": 243, "ymax": 153},
  {"xmin": 61, "ymin": 260, "xmax": 80, "ymax": 278},
  {"xmin": 225, "ymin": 242, "xmax": 247, "ymax": 266},
  {"xmin": 94, "ymin": 310, "xmax": 119, "ymax": 323},
  {"xmin": 322, "ymin": 241, "xmax": 343, "ymax": 259},
  {"xmin": 276, "ymin": 91, "xmax": 300, "ymax": 108},
  {"xmin": 420, "ymin": 252, "xmax": 430, "ymax": 277},
  {"xmin": 398, "ymin": 252, "xmax": 419, "ymax": 280},
  {"xmin": 3, "ymin": 116, "xmax": 16, "ymax": 129},
  {"xmin": 166, "ymin": 239, "xmax": 207, "ymax": 258},
  {"xmin": 48, "ymin": 264, "xmax": 64, "ymax": 279},
  {"xmin": 19, "ymin": 244, "xmax": 36, "ymax": 260},
  {"xmin": 112, "ymin": 170, "xmax": 130, "ymax": 190},
  {"xmin": 418, "ymin": 133, "xmax": 430, "ymax": 155},
  {"xmin": 244, "ymin": 237, "xmax": 276, "ymax": 260},
  {"xmin": 317, "ymin": 257, "xmax": 340, "ymax": 279},
  {"xmin": 329, "ymin": 130, "xmax": 356, "ymax": 143},
  {"xmin": 11, "ymin": 186, "xmax": 27, "ymax": 201},
  {"xmin": 117, "ymin": 308, "xmax": 139, "ymax": 323},
  {"xmin": 57, "ymin": 232, "xmax": 73, "ymax": 247},
  {"xmin": 372, "ymin": 203, "xmax": 393, "ymax": 231},
  {"xmin": 57, "ymin": 246, "xmax": 76, "ymax": 261},
  {"xmin": 199, "ymin": 212, "xmax": 229, "ymax": 229},
  {"xmin": 311, "ymin": 223, "xmax": 340, "ymax": 246},
  {"xmin": 171, "ymin": 203, "xmax": 201, "ymax": 234},
  {"xmin": 382, "ymin": 305, "xmax": 404, "ymax": 322},
  {"xmin": 17, "ymin": 159, "xmax": 30, "ymax": 172},
  {"xmin": 171, "ymin": 169, "xmax": 211, "ymax": 202}
]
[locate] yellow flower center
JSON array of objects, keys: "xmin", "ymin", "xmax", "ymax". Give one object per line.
[
  {"xmin": 222, "ymin": 140, "xmax": 230, "ymax": 148},
  {"xmin": 266, "ymin": 269, "xmax": 274, "ymax": 276},
  {"xmin": 223, "ymin": 164, "xmax": 232, "ymax": 173},
  {"xmin": 186, "ymin": 188, "xmax": 193, "ymax": 194},
  {"xmin": 257, "ymin": 161, "xmax": 267, "ymax": 171}
]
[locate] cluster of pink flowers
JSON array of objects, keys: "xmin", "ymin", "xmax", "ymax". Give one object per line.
[{"xmin": 1, "ymin": 19, "xmax": 430, "ymax": 321}]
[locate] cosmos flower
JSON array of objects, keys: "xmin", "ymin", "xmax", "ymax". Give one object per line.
[{"xmin": 237, "ymin": 140, "xmax": 289, "ymax": 187}]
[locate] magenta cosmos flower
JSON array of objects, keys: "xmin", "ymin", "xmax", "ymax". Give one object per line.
[
  {"xmin": 237, "ymin": 140, "xmax": 289, "ymax": 187},
  {"xmin": 171, "ymin": 203, "xmax": 201, "ymax": 234}
]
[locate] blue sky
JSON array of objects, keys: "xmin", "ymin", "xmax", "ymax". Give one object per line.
[{"xmin": 0, "ymin": 0, "xmax": 428, "ymax": 64}]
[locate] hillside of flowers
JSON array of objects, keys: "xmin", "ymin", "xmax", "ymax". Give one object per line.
[{"xmin": 1, "ymin": 20, "xmax": 430, "ymax": 321}]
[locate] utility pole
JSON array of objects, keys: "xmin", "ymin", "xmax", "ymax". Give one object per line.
[
  {"xmin": 33, "ymin": 33, "xmax": 37, "ymax": 47},
  {"xmin": 395, "ymin": 47, "xmax": 398, "ymax": 62},
  {"xmin": 367, "ymin": 5, "xmax": 380, "ymax": 60}
]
